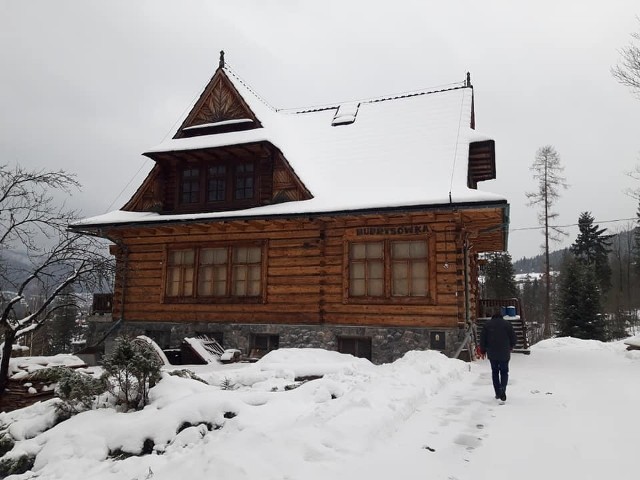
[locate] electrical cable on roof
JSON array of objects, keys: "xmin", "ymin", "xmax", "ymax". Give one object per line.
[
  {"xmin": 280, "ymin": 80, "xmax": 467, "ymax": 114},
  {"xmin": 104, "ymin": 159, "xmax": 152, "ymax": 213},
  {"xmin": 158, "ymin": 82, "xmax": 206, "ymax": 144},
  {"xmin": 448, "ymin": 88, "xmax": 467, "ymax": 202},
  {"xmin": 224, "ymin": 62, "xmax": 277, "ymax": 112}
]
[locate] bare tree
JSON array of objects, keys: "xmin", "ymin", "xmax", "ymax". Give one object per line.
[
  {"xmin": 526, "ymin": 146, "xmax": 568, "ymax": 338},
  {"xmin": 612, "ymin": 18, "xmax": 640, "ymax": 98},
  {"xmin": 0, "ymin": 164, "xmax": 112, "ymax": 395}
]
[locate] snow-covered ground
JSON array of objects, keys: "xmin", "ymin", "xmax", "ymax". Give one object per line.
[{"xmin": 1, "ymin": 338, "xmax": 639, "ymax": 480}]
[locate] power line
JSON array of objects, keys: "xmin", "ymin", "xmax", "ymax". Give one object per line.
[
  {"xmin": 511, "ymin": 217, "xmax": 637, "ymax": 232},
  {"xmin": 104, "ymin": 159, "xmax": 152, "ymax": 213}
]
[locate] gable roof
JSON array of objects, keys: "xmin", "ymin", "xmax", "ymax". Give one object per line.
[{"xmin": 74, "ymin": 63, "xmax": 507, "ymax": 228}]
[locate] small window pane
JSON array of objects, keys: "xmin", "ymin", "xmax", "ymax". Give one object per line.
[
  {"xmin": 411, "ymin": 241, "xmax": 427, "ymax": 257},
  {"xmin": 352, "ymin": 263, "xmax": 365, "ymax": 279},
  {"xmin": 247, "ymin": 247, "xmax": 261, "ymax": 263},
  {"xmin": 351, "ymin": 278, "xmax": 365, "ymax": 296},
  {"xmin": 392, "ymin": 242, "xmax": 410, "ymax": 258},
  {"xmin": 369, "ymin": 279, "xmax": 384, "ymax": 296},
  {"xmin": 366, "ymin": 242, "xmax": 383, "ymax": 258},
  {"xmin": 369, "ymin": 261, "xmax": 384, "ymax": 279},
  {"xmin": 351, "ymin": 243, "xmax": 366, "ymax": 259}
]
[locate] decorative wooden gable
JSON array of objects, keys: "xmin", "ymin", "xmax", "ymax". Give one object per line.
[{"xmin": 174, "ymin": 52, "xmax": 262, "ymax": 139}]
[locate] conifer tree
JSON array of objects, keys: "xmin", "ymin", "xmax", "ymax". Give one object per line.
[
  {"xmin": 49, "ymin": 285, "xmax": 80, "ymax": 354},
  {"xmin": 570, "ymin": 212, "xmax": 612, "ymax": 292},
  {"xmin": 483, "ymin": 252, "xmax": 518, "ymax": 299},
  {"xmin": 526, "ymin": 145, "xmax": 568, "ymax": 337},
  {"xmin": 556, "ymin": 255, "xmax": 606, "ymax": 341}
]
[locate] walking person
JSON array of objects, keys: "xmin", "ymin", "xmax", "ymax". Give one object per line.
[{"xmin": 480, "ymin": 312, "xmax": 517, "ymax": 401}]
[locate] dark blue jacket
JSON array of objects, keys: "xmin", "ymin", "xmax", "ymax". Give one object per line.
[{"xmin": 480, "ymin": 314, "xmax": 517, "ymax": 361}]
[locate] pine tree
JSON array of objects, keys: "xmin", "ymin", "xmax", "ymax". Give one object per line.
[
  {"xmin": 483, "ymin": 252, "xmax": 518, "ymax": 299},
  {"xmin": 526, "ymin": 145, "xmax": 568, "ymax": 338},
  {"xmin": 570, "ymin": 212, "xmax": 613, "ymax": 292},
  {"xmin": 556, "ymin": 255, "xmax": 606, "ymax": 340},
  {"xmin": 49, "ymin": 285, "xmax": 80, "ymax": 354}
]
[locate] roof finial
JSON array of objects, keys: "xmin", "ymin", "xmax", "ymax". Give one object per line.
[
  {"xmin": 466, "ymin": 72, "xmax": 472, "ymax": 87},
  {"xmin": 219, "ymin": 50, "xmax": 225, "ymax": 69}
]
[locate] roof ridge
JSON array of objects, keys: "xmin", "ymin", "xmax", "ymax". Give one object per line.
[
  {"xmin": 222, "ymin": 64, "xmax": 469, "ymax": 116},
  {"xmin": 281, "ymin": 82, "xmax": 470, "ymax": 115}
]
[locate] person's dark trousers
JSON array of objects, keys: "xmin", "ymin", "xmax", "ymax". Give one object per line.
[{"xmin": 490, "ymin": 359, "xmax": 509, "ymax": 396}]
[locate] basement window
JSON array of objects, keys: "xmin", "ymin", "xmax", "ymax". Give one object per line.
[
  {"xmin": 250, "ymin": 334, "xmax": 279, "ymax": 358},
  {"xmin": 338, "ymin": 336, "xmax": 372, "ymax": 360}
]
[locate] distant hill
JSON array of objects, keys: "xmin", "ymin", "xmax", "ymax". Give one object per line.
[
  {"xmin": 512, "ymin": 248, "xmax": 570, "ymax": 274},
  {"xmin": 0, "ymin": 249, "xmax": 32, "ymax": 288},
  {"xmin": 512, "ymin": 227, "xmax": 636, "ymax": 274}
]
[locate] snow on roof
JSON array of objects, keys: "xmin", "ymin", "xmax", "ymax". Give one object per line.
[
  {"xmin": 74, "ymin": 68, "xmax": 506, "ymax": 229},
  {"xmin": 181, "ymin": 118, "xmax": 254, "ymax": 131}
]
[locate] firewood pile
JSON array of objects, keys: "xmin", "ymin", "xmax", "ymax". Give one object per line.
[{"xmin": 0, "ymin": 354, "xmax": 87, "ymax": 413}]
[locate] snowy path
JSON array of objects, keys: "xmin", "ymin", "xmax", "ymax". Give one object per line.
[
  {"xmin": 324, "ymin": 340, "xmax": 640, "ymax": 480},
  {"xmin": 3, "ymin": 340, "xmax": 638, "ymax": 480}
]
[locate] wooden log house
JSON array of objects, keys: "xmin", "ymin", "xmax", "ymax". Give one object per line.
[{"xmin": 71, "ymin": 53, "xmax": 509, "ymax": 363}]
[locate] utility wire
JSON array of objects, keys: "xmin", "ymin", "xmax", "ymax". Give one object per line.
[
  {"xmin": 511, "ymin": 217, "xmax": 637, "ymax": 232},
  {"xmin": 104, "ymin": 159, "xmax": 152, "ymax": 213}
]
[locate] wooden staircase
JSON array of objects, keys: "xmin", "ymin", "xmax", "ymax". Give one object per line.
[{"xmin": 477, "ymin": 298, "xmax": 530, "ymax": 354}]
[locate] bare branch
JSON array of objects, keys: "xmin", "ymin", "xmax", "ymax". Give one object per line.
[
  {"xmin": 0, "ymin": 163, "xmax": 114, "ymax": 394},
  {"xmin": 612, "ymin": 18, "xmax": 640, "ymax": 98}
]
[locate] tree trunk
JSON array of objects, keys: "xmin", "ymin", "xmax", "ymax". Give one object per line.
[
  {"xmin": 0, "ymin": 329, "xmax": 17, "ymax": 395},
  {"xmin": 543, "ymin": 160, "xmax": 551, "ymax": 338}
]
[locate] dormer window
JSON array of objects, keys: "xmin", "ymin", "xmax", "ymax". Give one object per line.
[
  {"xmin": 235, "ymin": 163, "xmax": 255, "ymax": 200},
  {"xmin": 207, "ymin": 165, "xmax": 226, "ymax": 202},
  {"xmin": 181, "ymin": 167, "xmax": 200, "ymax": 204},
  {"xmin": 177, "ymin": 160, "xmax": 257, "ymax": 211}
]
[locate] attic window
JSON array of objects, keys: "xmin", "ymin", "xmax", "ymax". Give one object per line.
[{"xmin": 331, "ymin": 103, "xmax": 360, "ymax": 126}]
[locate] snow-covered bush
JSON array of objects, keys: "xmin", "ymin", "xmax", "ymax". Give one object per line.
[
  {"xmin": 25, "ymin": 366, "xmax": 105, "ymax": 417},
  {"xmin": 55, "ymin": 369, "xmax": 105, "ymax": 416},
  {"xmin": 0, "ymin": 453, "xmax": 34, "ymax": 477},
  {"xmin": 101, "ymin": 337, "xmax": 163, "ymax": 411}
]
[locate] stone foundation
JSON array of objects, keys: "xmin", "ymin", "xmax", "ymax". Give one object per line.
[{"xmin": 87, "ymin": 320, "xmax": 466, "ymax": 364}]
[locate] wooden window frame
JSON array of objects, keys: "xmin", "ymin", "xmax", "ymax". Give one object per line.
[
  {"xmin": 176, "ymin": 160, "xmax": 258, "ymax": 211},
  {"xmin": 180, "ymin": 167, "xmax": 200, "ymax": 204},
  {"xmin": 162, "ymin": 241, "xmax": 267, "ymax": 304},
  {"xmin": 344, "ymin": 235, "xmax": 436, "ymax": 305}
]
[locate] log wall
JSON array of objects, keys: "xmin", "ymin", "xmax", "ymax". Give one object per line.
[{"xmin": 108, "ymin": 209, "xmax": 501, "ymax": 330}]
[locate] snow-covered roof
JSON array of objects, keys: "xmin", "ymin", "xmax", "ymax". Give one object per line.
[{"xmin": 74, "ymin": 67, "xmax": 506, "ymax": 228}]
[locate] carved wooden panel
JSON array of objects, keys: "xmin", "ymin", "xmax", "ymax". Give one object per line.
[{"xmin": 186, "ymin": 76, "xmax": 254, "ymax": 128}]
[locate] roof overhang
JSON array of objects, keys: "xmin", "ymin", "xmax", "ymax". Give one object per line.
[{"xmin": 70, "ymin": 200, "xmax": 509, "ymax": 236}]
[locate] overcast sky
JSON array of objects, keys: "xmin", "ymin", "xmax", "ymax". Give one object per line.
[{"xmin": 1, "ymin": 0, "xmax": 639, "ymax": 261}]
